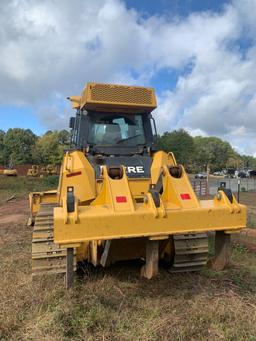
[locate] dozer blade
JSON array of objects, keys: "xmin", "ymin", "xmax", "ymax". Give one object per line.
[
  {"xmin": 32, "ymin": 203, "xmax": 76, "ymax": 276},
  {"xmin": 170, "ymin": 233, "xmax": 209, "ymax": 272}
]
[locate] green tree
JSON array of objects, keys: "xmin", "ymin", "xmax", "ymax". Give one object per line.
[
  {"xmin": 241, "ymin": 155, "xmax": 256, "ymax": 169},
  {"xmin": 33, "ymin": 130, "xmax": 70, "ymax": 165},
  {"xmin": 0, "ymin": 130, "xmax": 5, "ymax": 164},
  {"xmin": 3, "ymin": 128, "xmax": 37, "ymax": 165},
  {"xmin": 157, "ymin": 129, "xmax": 195, "ymax": 166},
  {"xmin": 226, "ymin": 151, "xmax": 243, "ymax": 169},
  {"xmin": 58, "ymin": 130, "xmax": 70, "ymax": 145},
  {"xmin": 194, "ymin": 136, "xmax": 234, "ymax": 172}
]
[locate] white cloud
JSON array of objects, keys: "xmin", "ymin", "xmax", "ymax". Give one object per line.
[
  {"xmin": 154, "ymin": 2, "xmax": 256, "ymax": 156},
  {"xmin": 0, "ymin": 0, "xmax": 255, "ymax": 155}
]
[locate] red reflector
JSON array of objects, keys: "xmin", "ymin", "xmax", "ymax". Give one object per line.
[
  {"xmin": 116, "ymin": 196, "xmax": 127, "ymax": 203},
  {"xmin": 180, "ymin": 193, "xmax": 191, "ymax": 200},
  {"xmin": 66, "ymin": 171, "xmax": 82, "ymax": 178}
]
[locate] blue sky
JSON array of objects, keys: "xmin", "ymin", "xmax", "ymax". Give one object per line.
[
  {"xmin": 0, "ymin": 0, "xmax": 255, "ymax": 155},
  {"xmin": 125, "ymin": 0, "xmax": 230, "ymax": 17},
  {"xmin": 0, "ymin": 106, "xmax": 43, "ymax": 134}
]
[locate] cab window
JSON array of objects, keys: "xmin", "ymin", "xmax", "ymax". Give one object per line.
[{"xmin": 88, "ymin": 113, "xmax": 146, "ymax": 146}]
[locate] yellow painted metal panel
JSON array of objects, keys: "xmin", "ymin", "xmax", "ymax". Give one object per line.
[
  {"xmin": 53, "ymin": 150, "xmax": 247, "ymax": 246},
  {"xmin": 29, "ymin": 190, "xmax": 58, "ymax": 218},
  {"xmin": 151, "ymin": 151, "xmax": 176, "ymax": 184},
  {"xmin": 68, "ymin": 96, "xmax": 81, "ymax": 109},
  {"xmin": 80, "ymin": 82, "xmax": 157, "ymax": 112},
  {"xmin": 54, "ymin": 203, "xmax": 246, "ymax": 244},
  {"xmin": 58, "ymin": 150, "xmax": 96, "ymax": 203}
]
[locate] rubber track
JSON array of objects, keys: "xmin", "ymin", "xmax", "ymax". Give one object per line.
[
  {"xmin": 32, "ymin": 203, "xmax": 76, "ymax": 276},
  {"xmin": 170, "ymin": 233, "xmax": 209, "ymax": 272}
]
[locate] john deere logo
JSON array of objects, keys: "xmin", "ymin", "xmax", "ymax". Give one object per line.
[
  {"xmin": 126, "ymin": 166, "xmax": 144, "ymax": 174},
  {"xmin": 99, "ymin": 165, "xmax": 145, "ymax": 174}
]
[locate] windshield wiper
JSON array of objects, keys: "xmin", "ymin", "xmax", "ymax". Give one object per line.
[{"xmin": 116, "ymin": 134, "xmax": 142, "ymax": 144}]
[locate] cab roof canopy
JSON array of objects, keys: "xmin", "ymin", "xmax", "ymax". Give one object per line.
[{"xmin": 68, "ymin": 82, "xmax": 157, "ymax": 114}]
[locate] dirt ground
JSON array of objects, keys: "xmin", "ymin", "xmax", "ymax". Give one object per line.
[
  {"xmin": 0, "ymin": 190, "xmax": 256, "ymax": 340},
  {"xmin": 237, "ymin": 192, "xmax": 256, "ymax": 227},
  {"xmin": 0, "ymin": 197, "xmax": 28, "ymax": 223}
]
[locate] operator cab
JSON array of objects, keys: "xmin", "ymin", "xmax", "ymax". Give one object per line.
[
  {"xmin": 70, "ymin": 110, "xmax": 157, "ymax": 156},
  {"xmin": 68, "ymin": 83, "xmax": 157, "ymax": 177}
]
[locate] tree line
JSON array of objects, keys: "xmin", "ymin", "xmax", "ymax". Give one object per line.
[
  {"xmin": 0, "ymin": 128, "xmax": 255, "ymax": 172},
  {"xmin": 0, "ymin": 128, "xmax": 70, "ymax": 166},
  {"xmin": 157, "ymin": 129, "xmax": 256, "ymax": 172}
]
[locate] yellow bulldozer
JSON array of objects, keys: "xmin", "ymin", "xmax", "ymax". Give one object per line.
[
  {"xmin": 27, "ymin": 164, "xmax": 58, "ymax": 177},
  {"xmin": 27, "ymin": 165, "xmax": 40, "ymax": 177},
  {"xmin": 3, "ymin": 169, "xmax": 17, "ymax": 176},
  {"xmin": 29, "ymin": 83, "xmax": 246, "ymax": 288}
]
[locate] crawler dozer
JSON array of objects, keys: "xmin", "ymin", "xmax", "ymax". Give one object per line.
[
  {"xmin": 27, "ymin": 165, "xmax": 40, "ymax": 177},
  {"xmin": 27, "ymin": 164, "xmax": 58, "ymax": 177},
  {"xmin": 29, "ymin": 82, "xmax": 246, "ymax": 288},
  {"xmin": 3, "ymin": 168, "xmax": 17, "ymax": 176}
]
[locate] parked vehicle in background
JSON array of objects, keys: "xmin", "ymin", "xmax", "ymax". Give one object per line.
[
  {"xmin": 238, "ymin": 171, "xmax": 248, "ymax": 178},
  {"xmin": 249, "ymin": 170, "xmax": 256, "ymax": 178},
  {"xmin": 213, "ymin": 171, "xmax": 224, "ymax": 176},
  {"xmin": 195, "ymin": 172, "xmax": 207, "ymax": 179},
  {"xmin": 225, "ymin": 168, "xmax": 236, "ymax": 178}
]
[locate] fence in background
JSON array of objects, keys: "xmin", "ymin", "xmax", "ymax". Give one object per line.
[
  {"xmin": 14, "ymin": 164, "xmax": 33, "ymax": 176},
  {"xmin": 191, "ymin": 179, "xmax": 208, "ymax": 197},
  {"xmin": 190, "ymin": 177, "xmax": 256, "ymax": 197},
  {"xmin": 209, "ymin": 178, "xmax": 256, "ymax": 195}
]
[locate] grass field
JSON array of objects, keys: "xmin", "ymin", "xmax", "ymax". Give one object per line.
[
  {"xmin": 0, "ymin": 175, "xmax": 59, "ymax": 205},
  {"xmin": 0, "ymin": 177, "xmax": 256, "ymax": 340}
]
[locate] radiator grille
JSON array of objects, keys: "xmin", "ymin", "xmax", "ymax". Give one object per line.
[{"xmin": 89, "ymin": 83, "xmax": 155, "ymax": 106}]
